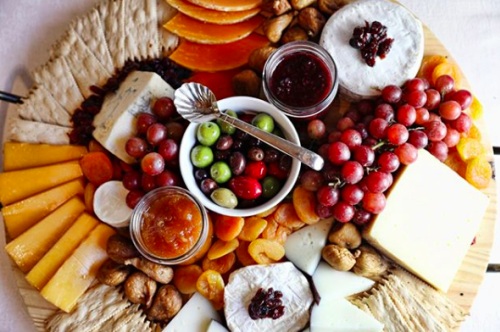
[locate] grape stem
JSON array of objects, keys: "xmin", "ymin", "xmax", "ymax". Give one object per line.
[
  {"xmin": 409, "ymin": 126, "xmax": 425, "ymax": 131},
  {"xmin": 371, "ymin": 141, "xmax": 386, "ymax": 151},
  {"xmin": 328, "ymin": 178, "xmax": 343, "ymax": 189}
]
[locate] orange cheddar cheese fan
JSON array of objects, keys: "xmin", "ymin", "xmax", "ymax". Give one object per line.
[{"xmin": 185, "ymin": 0, "xmax": 262, "ymax": 11}]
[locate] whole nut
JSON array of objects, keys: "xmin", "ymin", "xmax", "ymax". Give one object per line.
[
  {"xmin": 281, "ymin": 26, "xmax": 309, "ymax": 44},
  {"xmin": 298, "ymin": 7, "xmax": 326, "ymax": 38},
  {"xmin": 249, "ymin": 46, "xmax": 277, "ymax": 73},
  {"xmin": 328, "ymin": 223, "xmax": 362, "ymax": 249},
  {"xmin": 273, "ymin": 0, "xmax": 292, "ymax": 15},
  {"xmin": 291, "ymin": 0, "xmax": 316, "ymax": 10},
  {"xmin": 322, "ymin": 244, "xmax": 357, "ymax": 271},
  {"xmin": 263, "ymin": 13, "xmax": 294, "ymax": 43},
  {"xmin": 232, "ymin": 70, "xmax": 261, "ymax": 97}
]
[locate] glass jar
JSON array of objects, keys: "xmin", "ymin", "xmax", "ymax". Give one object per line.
[
  {"xmin": 130, "ymin": 186, "xmax": 210, "ymax": 265},
  {"xmin": 263, "ymin": 41, "xmax": 339, "ymax": 119}
]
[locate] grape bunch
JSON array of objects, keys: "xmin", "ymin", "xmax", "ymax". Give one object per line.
[
  {"xmin": 302, "ymin": 74, "xmax": 474, "ymax": 225},
  {"xmin": 122, "ymin": 97, "xmax": 186, "ymax": 208}
]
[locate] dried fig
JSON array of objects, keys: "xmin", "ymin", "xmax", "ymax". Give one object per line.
[
  {"xmin": 232, "ymin": 70, "xmax": 261, "ymax": 97},
  {"xmin": 249, "ymin": 46, "xmax": 277, "ymax": 73},
  {"xmin": 328, "ymin": 223, "xmax": 362, "ymax": 249},
  {"xmin": 322, "ymin": 244, "xmax": 357, "ymax": 271},
  {"xmin": 263, "ymin": 13, "xmax": 294, "ymax": 43},
  {"xmin": 97, "ymin": 259, "xmax": 132, "ymax": 286},
  {"xmin": 124, "ymin": 257, "xmax": 174, "ymax": 284},
  {"xmin": 281, "ymin": 26, "xmax": 309, "ymax": 44},
  {"xmin": 273, "ymin": 0, "xmax": 292, "ymax": 15},
  {"xmin": 353, "ymin": 245, "xmax": 389, "ymax": 279},
  {"xmin": 318, "ymin": 0, "xmax": 345, "ymax": 15},
  {"xmin": 298, "ymin": 7, "xmax": 326, "ymax": 38},
  {"xmin": 107, "ymin": 234, "xmax": 139, "ymax": 264},
  {"xmin": 147, "ymin": 285, "xmax": 183, "ymax": 322},
  {"xmin": 124, "ymin": 271, "xmax": 157, "ymax": 308}
]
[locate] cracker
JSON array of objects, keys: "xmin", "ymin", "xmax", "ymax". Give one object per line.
[
  {"xmin": 16, "ymin": 85, "xmax": 71, "ymax": 127},
  {"xmin": 99, "ymin": 0, "xmax": 126, "ymax": 69},
  {"xmin": 52, "ymin": 29, "xmax": 109, "ymax": 98},
  {"xmin": 157, "ymin": 0, "xmax": 179, "ymax": 56},
  {"xmin": 71, "ymin": 8, "xmax": 114, "ymax": 74},
  {"xmin": 98, "ymin": 304, "xmax": 152, "ymax": 332},
  {"xmin": 32, "ymin": 56, "xmax": 84, "ymax": 114},
  {"xmin": 124, "ymin": 0, "xmax": 160, "ymax": 60},
  {"xmin": 374, "ymin": 287, "xmax": 416, "ymax": 332},
  {"xmin": 7, "ymin": 117, "xmax": 71, "ymax": 145}
]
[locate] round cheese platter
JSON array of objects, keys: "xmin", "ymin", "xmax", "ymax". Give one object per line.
[{"xmin": 1, "ymin": 0, "xmax": 496, "ymax": 331}]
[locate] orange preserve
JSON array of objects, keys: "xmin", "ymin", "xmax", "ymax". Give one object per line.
[{"xmin": 140, "ymin": 194, "xmax": 203, "ymax": 259}]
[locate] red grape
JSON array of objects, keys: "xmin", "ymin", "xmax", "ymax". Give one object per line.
[
  {"xmin": 156, "ymin": 170, "xmax": 180, "ymax": 187},
  {"xmin": 451, "ymin": 113, "xmax": 472, "ymax": 133},
  {"xmin": 352, "ymin": 209, "xmax": 372, "ymax": 226},
  {"xmin": 126, "ymin": 190, "xmax": 145, "ymax": 209},
  {"xmin": 387, "ymin": 124, "xmax": 409, "ymax": 146},
  {"xmin": 405, "ymin": 78, "xmax": 425, "ymax": 91},
  {"xmin": 395, "ymin": 143, "xmax": 418, "ymax": 165},
  {"xmin": 421, "ymin": 78, "xmax": 430, "ymax": 90},
  {"xmin": 374, "ymin": 104, "xmax": 395, "ymax": 122},
  {"xmin": 153, "ymin": 97, "xmax": 176, "ymax": 120},
  {"xmin": 378, "ymin": 152, "xmax": 400, "ymax": 173},
  {"xmin": 328, "ymin": 131, "xmax": 342, "ymax": 143},
  {"xmin": 353, "ymin": 145, "xmax": 375, "ymax": 167},
  {"xmin": 427, "ymin": 141, "xmax": 449, "ymax": 162},
  {"xmin": 362, "ymin": 192, "xmax": 386, "ymax": 214},
  {"xmin": 344, "ymin": 110, "xmax": 362, "ymax": 123},
  {"xmin": 141, "ymin": 152, "xmax": 165, "ymax": 176},
  {"xmin": 428, "ymin": 112, "xmax": 441, "ymax": 123},
  {"xmin": 201, "ymin": 179, "xmax": 218, "ymax": 195},
  {"xmin": 356, "ymin": 100, "xmax": 374, "ymax": 115},
  {"xmin": 341, "ymin": 184, "xmax": 364, "ymax": 205},
  {"xmin": 125, "ymin": 137, "xmax": 148, "ymax": 158},
  {"xmin": 408, "ymin": 130, "xmax": 428, "ymax": 149},
  {"xmin": 451, "ymin": 90, "xmax": 473, "ymax": 110},
  {"xmin": 316, "ymin": 186, "xmax": 339, "ymax": 207},
  {"xmin": 363, "ymin": 137, "xmax": 378, "ymax": 147},
  {"xmin": 136, "ymin": 113, "xmax": 157, "ymax": 135},
  {"xmin": 381, "ymin": 85, "xmax": 402, "ymax": 103},
  {"xmin": 424, "ymin": 89, "xmax": 441, "ymax": 110},
  {"xmin": 328, "ymin": 142, "xmax": 351, "ymax": 165},
  {"xmin": 439, "ymin": 100, "xmax": 462, "ymax": 120},
  {"xmin": 358, "ymin": 178, "xmax": 368, "ymax": 192},
  {"xmin": 318, "ymin": 144, "xmax": 330, "ymax": 160},
  {"xmin": 396, "ymin": 104, "xmax": 416, "ymax": 126},
  {"xmin": 141, "ymin": 173, "xmax": 157, "ymax": 192},
  {"xmin": 425, "ymin": 121, "xmax": 447, "ymax": 141},
  {"xmin": 300, "ymin": 170, "xmax": 325, "ymax": 192},
  {"xmin": 337, "ymin": 117, "xmax": 355, "ymax": 131},
  {"xmin": 332, "ymin": 201, "xmax": 355, "ymax": 223},
  {"xmin": 166, "ymin": 122, "xmax": 185, "ymax": 142},
  {"xmin": 307, "ymin": 119, "xmax": 326, "ymax": 140},
  {"xmin": 406, "ymin": 90, "xmax": 427, "ymax": 108},
  {"xmin": 442, "ymin": 127, "xmax": 460, "ymax": 148},
  {"xmin": 316, "ymin": 204, "xmax": 334, "ymax": 219},
  {"xmin": 146, "ymin": 123, "xmax": 167, "ymax": 146},
  {"xmin": 443, "ymin": 90, "xmax": 456, "ymax": 101},
  {"xmin": 362, "ymin": 115, "xmax": 375, "ymax": 127},
  {"xmin": 341, "ymin": 161, "xmax": 364, "ymax": 184},
  {"xmin": 122, "ymin": 171, "xmax": 141, "ymax": 190},
  {"xmin": 323, "ymin": 165, "xmax": 341, "ymax": 182},
  {"xmin": 340, "ymin": 129, "xmax": 362, "ymax": 150},
  {"xmin": 354, "ymin": 123, "xmax": 369, "ymax": 139},
  {"xmin": 365, "ymin": 171, "xmax": 392, "ymax": 193},
  {"xmin": 435, "ymin": 75, "xmax": 455, "ymax": 95},
  {"xmin": 158, "ymin": 139, "xmax": 179, "ymax": 162},
  {"xmin": 415, "ymin": 107, "xmax": 430, "ymax": 125},
  {"xmin": 369, "ymin": 118, "xmax": 389, "ymax": 139}
]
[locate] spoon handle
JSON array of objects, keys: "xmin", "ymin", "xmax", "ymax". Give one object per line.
[{"xmin": 218, "ymin": 113, "xmax": 324, "ymax": 171}]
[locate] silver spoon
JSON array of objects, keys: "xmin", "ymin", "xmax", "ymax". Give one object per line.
[{"xmin": 174, "ymin": 83, "xmax": 324, "ymax": 171}]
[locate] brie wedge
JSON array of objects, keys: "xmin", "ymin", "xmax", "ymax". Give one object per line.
[{"xmin": 312, "ymin": 262, "xmax": 374, "ymax": 299}]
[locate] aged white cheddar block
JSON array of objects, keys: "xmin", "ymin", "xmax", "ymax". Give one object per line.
[
  {"xmin": 93, "ymin": 71, "xmax": 174, "ymax": 163},
  {"xmin": 364, "ymin": 149, "xmax": 489, "ymax": 292}
]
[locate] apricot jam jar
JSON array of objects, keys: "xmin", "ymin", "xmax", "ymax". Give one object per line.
[
  {"xmin": 130, "ymin": 187, "xmax": 210, "ymax": 265},
  {"xmin": 263, "ymin": 41, "xmax": 339, "ymax": 119}
]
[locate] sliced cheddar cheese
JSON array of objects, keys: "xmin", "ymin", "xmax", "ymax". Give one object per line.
[
  {"xmin": 26, "ymin": 213, "xmax": 99, "ymax": 290},
  {"xmin": 3, "ymin": 142, "xmax": 88, "ymax": 171},
  {"xmin": 3, "ymin": 179, "xmax": 85, "ymax": 239},
  {"xmin": 185, "ymin": 0, "xmax": 262, "ymax": 11},
  {"xmin": 0, "ymin": 161, "xmax": 83, "ymax": 205},
  {"xmin": 41, "ymin": 224, "xmax": 116, "ymax": 312},
  {"xmin": 5, "ymin": 197, "xmax": 86, "ymax": 273},
  {"xmin": 166, "ymin": 0, "xmax": 260, "ymax": 25}
]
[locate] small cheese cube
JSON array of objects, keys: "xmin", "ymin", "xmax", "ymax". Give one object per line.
[
  {"xmin": 93, "ymin": 71, "xmax": 174, "ymax": 163},
  {"xmin": 364, "ymin": 150, "xmax": 489, "ymax": 292}
]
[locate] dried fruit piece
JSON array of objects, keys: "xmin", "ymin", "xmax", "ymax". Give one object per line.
[
  {"xmin": 274, "ymin": 203, "xmax": 306, "ymax": 230},
  {"xmin": 298, "ymin": 7, "xmax": 326, "ymax": 38},
  {"xmin": 173, "ymin": 265, "xmax": 203, "ymax": 294},
  {"xmin": 322, "ymin": 244, "xmax": 357, "ymax": 271},
  {"xmin": 235, "ymin": 241, "xmax": 257, "ymax": 266},
  {"xmin": 232, "ymin": 69, "xmax": 261, "ymax": 97},
  {"xmin": 293, "ymin": 187, "xmax": 321, "ymax": 224},
  {"xmin": 465, "ymin": 156, "xmax": 492, "ymax": 189},
  {"xmin": 207, "ymin": 239, "xmax": 239, "ymax": 260},
  {"xmin": 456, "ymin": 137, "xmax": 484, "ymax": 162},
  {"xmin": 262, "ymin": 13, "xmax": 294, "ymax": 43},
  {"xmin": 262, "ymin": 215, "xmax": 292, "ymax": 244},
  {"xmin": 186, "ymin": 0, "xmax": 262, "ymax": 11},
  {"xmin": 214, "ymin": 215, "xmax": 245, "ymax": 241},
  {"xmin": 466, "ymin": 124, "xmax": 482, "ymax": 140},
  {"xmin": 202, "ymin": 252, "xmax": 236, "ymax": 274},
  {"xmin": 432, "ymin": 62, "xmax": 463, "ymax": 87},
  {"xmin": 469, "ymin": 97, "xmax": 484, "ymax": 120},
  {"xmin": 444, "ymin": 150, "xmax": 467, "ymax": 178},
  {"xmin": 417, "ymin": 55, "xmax": 448, "ymax": 83},
  {"xmin": 256, "ymin": 205, "xmax": 279, "ymax": 218},
  {"xmin": 84, "ymin": 183, "xmax": 97, "ymax": 213},
  {"xmin": 239, "ymin": 217, "xmax": 268, "ymax": 241},
  {"xmin": 318, "ymin": 0, "xmax": 343, "ymax": 15},
  {"xmin": 248, "ymin": 46, "xmax": 277, "ymax": 73},
  {"xmin": 248, "ymin": 239, "xmax": 285, "ymax": 264},
  {"xmin": 281, "ymin": 26, "xmax": 308, "ymax": 44},
  {"xmin": 196, "ymin": 270, "xmax": 225, "ymax": 310}
]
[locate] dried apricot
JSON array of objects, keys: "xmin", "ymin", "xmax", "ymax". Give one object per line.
[
  {"xmin": 456, "ymin": 138, "xmax": 484, "ymax": 162},
  {"xmin": 418, "ymin": 55, "xmax": 448, "ymax": 83},
  {"xmin": 293, "ymin": 187, "xmax": 320, "ymax": 224},
  {"xmin": 173, "ymin": 265, "xmax": 203, "ymax": 294},
  {"xmin": 207, "ymin": 239, "xmax": 239, "ymax": 260},
  {"xmin": 196, "ymin": 270, "xmax": 225, "ymax": 310},
  {"xmin": 256, "ymin": 205, "xmax": 278, "ymax": 218},
  {"xmin": 469, "ymin": 97, "xmax": 484, "ymax": 120},
  {"xmin": 214, "ymin": 215, "xmax": 244, "ymax": 241},
  {"xmin": 88, "ymin": 139, "xmax": 107, "ymax": 154},
  {"xmin": 248, "ymin": 239, "xmax": 285, "ymax": 265},
  {"xmin": 274, "ymin": 203, "xmax": 306, "ymax": 230},
  {"xmin": 80, "ymin": 152, "xmax": 113, "ymax": 186},
  {"xmin": 432, "ymin": 62, "xmax": 463, "ymax": 87},
  {"xmin": 238, "ymin": 217, "xmax": 268, "ymax": 241},
  {"xmin": 235, "ymin": 241, "xmax": 257, "ymax": 266},
  {"xmin": 202, "ymin": 252, "xmax": 236, "ymax": 274},
  {"xmin": 84, "ymin": 182, "xmax": 97, "ymax": 213},
  {"xmin": 262, "ymin": 216, "xmax": 291, "ymax": 245},
  {"xmin": 444, "ymin": 150, "xmax": 467, "ymax": 178},
  {"xmin": 465, "ymin": 156, "xmax": 492, "ymax": 189},
  {"xmin": 466, "ymin": 124, "xmax": 482, "ymax": 141}
]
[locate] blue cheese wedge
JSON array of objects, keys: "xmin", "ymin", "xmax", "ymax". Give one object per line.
[
  {"xmin": 93, "ymin": 71, "xmax": 174, "ymax": 163},
  {"xmin": 320, "ymin": 0, "xmax": 424, "ymax": 100},
  {"xmin": 224, "ymin": 262, "xmax": 313, "ymax": 332},
  {"xmin": 363, "ymin": 149, "xmax": 489, "ymax": 292}
]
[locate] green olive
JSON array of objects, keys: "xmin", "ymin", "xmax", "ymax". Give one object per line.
[
  {"xmin": 210, "ymin": 161, "xmax": 232, "ymax": 184},
  {"xmin": 211, "ymin": 188, "xmax": 238, "ymax": 209},
  {"xmin": 261, "ymin": 176, "xmax": 282, "ymax": 199},
  {"xmin": 217, "ymin": 110, "xmax": 238, "ymax": 135},
  {"xmin": 191, "ymin": 145, "xmax": 214, "ymax": 168},
  {"xmin": 196, "ymin": 122, "xmax": 221, "ymax": 146},
  {"xmin": 252, "ymin": 113, "xmax": 275, "ymax": 133}
]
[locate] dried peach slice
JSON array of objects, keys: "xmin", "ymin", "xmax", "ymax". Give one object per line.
[
  {"xmin": 444, "ymin": 150, "xmax": 467, "ymax": 178},
  {"xmin": 456, "ymin": 137, "xmax": 484, "ymax": 162},
  {"xmin": 256, "ymin": 205, "xmax": 278, "ymax": 218},
  {"xmin": 418, "ymin": 55, "xmax": 448, "ymax": 83},
  {"xmin": 469, "ymin": 97, "xmax": 484, "ymax": 120},
  {"xmin": 202, "ymin": 252, "xmax": 236, "ymax": 274},
  {"xmin": 293, "ymin": 187, "xmax": 320, "ymax": 224},
  {"xmin": 235, "ymin": 241, "xmax": 257, "ymax": 266},
  {"xmin": 196, "ymin": 270, "xmax": 225, "ymax": 310},
  {"xmin": 238, "ymin": 217, "xmax": 268, "ymax": 241},
  {"xmin": 262, "ymin": 216, "xmax": 291, "ymax": 245},
  {"xmin": 465, "ymin": 156, "xmax": 492, "ymax": 189},
  {"xmin": 248, "ymin": 239, "xmax": 285, "ymax": 265},
  {"xmin": 84, "ymin": 183, "xmax": 97, "ymax": 213},
  {"xmin": 466, "ymin": 124, "xmax": 482, "ymax": 140},
  {"xmin": 214, "ymin": 215, "xmax": 244, "ymax": 241},
  {"xmin": 274, "ymin": 203, "xmax": 306, "ymax": 230},
  {"xmin": 432, "ymin": 62, "xmax": 463, "ymax": 87},
  {"xmin": 207, "ymin": 239, "xmax": 239, "ymax": 260},
  {"xmin": 173, "ymin": 265, "xmax": 203, "ymax": 294}
]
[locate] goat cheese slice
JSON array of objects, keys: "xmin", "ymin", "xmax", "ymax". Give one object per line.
[
  {"xmin": 224, "ymin": 262, "xmax": 313, "ymax": 332},
  {"xmin": 320, "ymin": 0, "xmax": 424, "ymax": 100},
  {"xmin": 93, "ymin": 71, "xmax": 174, "ymax": 163},
  {"xmin": 207, "ymin": 320, "xmax": 229, "ymax": 332}
]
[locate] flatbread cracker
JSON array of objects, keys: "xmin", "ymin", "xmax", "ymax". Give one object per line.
[
  {"xmin": 16, "ymin": 85, "xmax": 71, "ymax": 126},
  {"xmin": 97, "ymin": 304, "xmax": 152, "ymax": 332},
  {"xmin": 124, "ymin": 0, "xmax": 160, "ymax": 60},
  {"xmin": 7, "ymin": 117, "xmax": 71, "ymax": 145},
  {"xmin": 71, "ymin": 8, "xmax": 115, "ymax": 74},
  {"xmin": 157, "ymin": 0, "xmax": 179, "ymax": 56},
  {"xmin": 32, "ymin": 56, "xmax": 84, "ymax": 114},
  {"xmin": 374, "ymin": 287, "xmax": 416, "ymax": 332},
  {"xmin": 99, "ymin": 0, "xmax": 126, "ymax": 69}
]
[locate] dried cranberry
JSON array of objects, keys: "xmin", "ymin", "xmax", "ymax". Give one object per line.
[
  {"xmin": 248, "ymin": 287, "xmax": 286, "ymax": 320},
  {"xmin": 349, "ymin": 20, "xmax": 393, "ymax": 66}
]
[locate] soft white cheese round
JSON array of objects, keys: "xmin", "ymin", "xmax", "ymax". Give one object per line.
[
  {"xmin": 224, "ymin": 262, "xmax": 313, "ymax": 332},
  {"xmin": 320, "ymin": 0, "xmax": 424, "ymax": 100},
  {"xmin": 93, "ymin": 181, "xmax": 132, "ymax": 228}
]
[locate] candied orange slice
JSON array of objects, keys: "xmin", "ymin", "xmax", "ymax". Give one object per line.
[
  {"xmin": 186, "ymin": 0, "xmax": 262, "ymax": 11},
  {"xmin": 196, "ymin": 270, "xmax": 225, "ymax": 309},
  {"xmin": 465, "ymin": 156, "xmax": 492, "ymax": 189},
  {"xmin": 466, "ymin": 124, "xmax": 482, "ymax": 141},
  {"xmin": 293, "ymin": 187, "xmax": 320, "ymax": 224},
  {"xmin": 469, "ymin": 97, "xmax": 484, "ymax": 120},
  {"xmin": 256, "ymin": 205, "xmax": 278, "ymax": 218},
  {"xmin": 165, "ymin": 14, "xmax": 264, "ymax": 44},
  {"xmin": 456, "ymin": 137, "xmax": 484, "ymax": 162},
  {"xmin": 444, "ymin": 150, "xmax": 467, "ymax": 178},
  {"xmin": 248, "ymin": 239, "xmax": 285, "ymax": 265},
  {"xmin": 173, "ymin": 265, "xmax": 203, "ymax": 294},
  {"xmin": 167, "ymin": 0, "xmax": 261, "ymax": 24},
  {"xmin": 169, "ymin": 33, "xmax": 269, "ymax": 71},
  {"xmin": 207, "ymin": 239, "xmax": 239, "ymax": 260},
  {"xmin": 187, "ymin": 70, "xmax": 239, "ymax": 100},
  {"xmin": 202, "ymin": 252, "xmax": 236, "ymax": 274},
  {"xmin": 274, "ymin": 203, "xmax": 306, "ymax": 230},
  {"xmin": 262, "ymin": 215, "xmax": 291, "ymax": 244},
  {"xmin": 418, "ymin": 55, "xmax": 447, "ymax": 83},
  {"xmin": 214, "ymin": 214, "xmax": 244, "ymax": 241},
  {"xmin": 239, "ymin": 217, "xmax": 268, "ymax": 241},
  {"xmin": 235, "ymin": 241, "xmax": 257, "ymax": 266},
  {"xmin": 432, "ymin": 62, "xmax": 463, "ymax": 87}
]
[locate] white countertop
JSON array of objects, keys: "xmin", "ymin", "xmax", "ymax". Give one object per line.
[{"xmin": 0, "ymin": 0, "xmax": 499, "ymax": 331}]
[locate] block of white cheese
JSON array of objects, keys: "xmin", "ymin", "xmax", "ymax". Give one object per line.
[
  {"xmin": 207, "ymin": 320, "xmax": 229, "ymax": 332},
  {"xmin": 163, "ymin": 292, "xmax": 221, "ymax": 332},
  {"xmin": 313, "ymin": 261, "xmax": 374, "ymax": 299},
  {"xmin": 364, "ymin": 149, "xmax": 489, "ymax": 292},
  {"xmin": 285, "ymin": 218, "xmax": 334, "ymax": 275},
  {"xmin": 320, "ymin": 0, "xmax": 424, "ymax": 100},
  {"xmin": 93, "ymin": 71, "xmax": 174, "ymax": 163},
  {"xmin": 311, "ymin": 298, "xmax": 384, "ymax": 332}
]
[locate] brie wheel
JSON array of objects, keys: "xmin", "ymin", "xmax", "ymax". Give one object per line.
[
  {"xmin": 224, "ymin": 262, "xmax": 313, "ymax": 332},
  {"xmin": 93, "ymin": 181, "xmax": 132, "ymax": 228},
  {"xmin": 320, "ymin": 0, "xmax": 424, "ymax": 100}
]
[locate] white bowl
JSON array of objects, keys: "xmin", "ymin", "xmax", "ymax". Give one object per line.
[{"xmin": 179, "ymin": 97, "xmax": 301, "ymax": 217}]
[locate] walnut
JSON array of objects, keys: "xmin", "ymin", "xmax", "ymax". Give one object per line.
[
  {"xmin": 281, "ymin": 26, "xmax": 309, "ymax": 44},
  {"xmin": 322, "ymin": 244, "xmax": 358, "ymax": 271},
  {"xmin": 232, "ymin": 70, "xmax": 261, "ymax": 97},
  {"xmin": 318, "ymin": 0, "xmax": 345, "ymax": 15},
  {"xmin": 97, "ymin": 259, "xmax": 132, "ymax": 286},
  {"xmin": 249, "ymin": 46, "xmax": 277, "ymax": 73},
  {"xmin": 291, "ymin": 0, "xmax": 316, "ymax": 10},
  {"xmin": 328, "ymin": 223, "xmax": 362, "ymax": 249},
  {"xmin": 147, "ymin": 285, "xmax": 183, "ymax": 322},
  {"xmin": 298, "ymin": 7, "xmax": 326, "ymax": 38},
  {"xmin": 353, "ymin": 245, "xmax": 389, "ymax": 279},
  {"xmin": 263, "ymin": 13, "xmax": 294, "ymax": 43}
]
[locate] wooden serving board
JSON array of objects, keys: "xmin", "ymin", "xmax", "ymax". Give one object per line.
[{"xmin": 3, "ymin": 5, "xmax": 497, "ymax": 332}]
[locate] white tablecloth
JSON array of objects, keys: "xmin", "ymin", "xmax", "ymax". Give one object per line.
[{"xmin": 0, "ymin": 0, "xmax": 499, "ymax": 331}]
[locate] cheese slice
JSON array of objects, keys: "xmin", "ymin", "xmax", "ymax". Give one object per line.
[
  {"xmin": 41, "ymin": 223, "xmax": 116, "ymax": 312},
  {"xmin": 3, "ymin": 179, "xmax": 85, "ymax": 239},
  {"xmin": 5, "ymin": 197, "xmax": 86, "ymax": 273},
  {"xmin": 312, "ymin": 262, "xmax": 374, "ymax": 300},
  {"xmin": 284, "ymin": 218, "xmax": 334, "ymax": 275},
  {"xmin": 363, "ymin": 149, "xmax": 489, "ymax": 292},
  {"xmin": 26, "ymin": 213, "xmax": 99, "ymax": 290},
  {"xmin": 206, "ymin": 320, "xmax": 229, "ymax": 332},
  {"xmin": 163, "ymin": 292, "xmax": 221, "ymax": 332},
  {"xmin": 92, "ymin": 71, "xmax": 174, "ymax": 163},
  {"xmin": 311, "ymin": 298, "xmax": 384, "ymax": 332}
]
